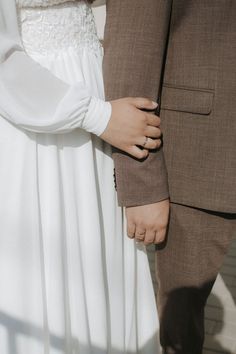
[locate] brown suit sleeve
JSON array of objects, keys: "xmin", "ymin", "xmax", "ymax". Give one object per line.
[{"xmin": 103, "ymin": 0, "xmax": 172, "ymax": 207}]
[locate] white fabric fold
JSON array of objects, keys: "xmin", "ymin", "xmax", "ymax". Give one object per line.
[
  {"xmin": 83, "ymin": 96, "xmax": 111, "ymax": 136},
  {"xmin": 0, "ymin": 0, "xmax": 110, "ymax": 136}
]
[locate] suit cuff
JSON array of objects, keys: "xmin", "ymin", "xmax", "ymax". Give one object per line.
[
  {"xmin": 113, "ymin": 149, "xmax": 169, "ymax": 207},
  {"xmin": 118, "ymin": 191, "xmax": 170, "ymax": 207}
]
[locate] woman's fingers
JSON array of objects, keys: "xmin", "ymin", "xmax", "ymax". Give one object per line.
[
  {"xmin": 101, "ymin": 98, "xmax": 163, "ymax": 159},
  {"xmin": 145, "ymin": 126, "xmax": 162, "ymax": 139},
  {"xmin": 146, "ymin": 113, "xmax": 161, "ymax": 127},
  {"xmin": 137, "ymin": 137, "xmax": 161, "ymax": 150},
  {"xmin": 127, "ymin": 137, "xmax": 161, "ymax": 158},
  {"xmin": 131, "ymin": 97, "xmax": 158, "ymax": 111},
  {"xmin": 127, "ymin": 137, "xmax": 161, "ymax": 157},
  {"xmin": 144, "ymin": 138, "xmax": 161, "ymax": 150},
  {"xmin": 127, "ymin": 146, "xmax": 149, "ymax": 159}
]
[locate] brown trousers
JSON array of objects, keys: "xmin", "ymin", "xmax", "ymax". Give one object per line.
[{"xmin": 156, "ymin": 203, "xmax": 236, "ymax": 354}]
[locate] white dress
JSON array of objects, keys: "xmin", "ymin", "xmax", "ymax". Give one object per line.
[{"xmin": 0, "ymin": 0, "xmax": 160, "ymax": 353}]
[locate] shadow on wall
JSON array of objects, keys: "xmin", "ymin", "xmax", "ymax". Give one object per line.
[
  {"xmin": 0, "ymin": 311, "xmax": 159, "ymax": 354},
  {"xmin": 204, "ymin": 294, "xmax": 231, "ymax": 354},
  {"xmin": 158, "ymin": 285, "xmax": 231, "ymax": 354},
  {"xmin": 92, "ymin": 0, "xmax": 106, "ymax": 7}
]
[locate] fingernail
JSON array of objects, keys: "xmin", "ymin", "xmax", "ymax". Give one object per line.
[{"xmin": 152, "ymin": 101, "xmax": 158, "ymax": 108}]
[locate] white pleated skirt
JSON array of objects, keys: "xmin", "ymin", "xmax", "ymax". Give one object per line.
[{"xmin": 0, "ymin": 47, "xmax": 160, "ymax": 354}]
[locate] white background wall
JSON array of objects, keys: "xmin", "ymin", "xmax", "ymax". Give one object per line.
[{"xmin": 92, "ymin": 0, "xmax": 106, "ymax": 40}]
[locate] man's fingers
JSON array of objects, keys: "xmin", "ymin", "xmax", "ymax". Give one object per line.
[
  {"xmin": 131, "ymin": 97, "xmax": 158, "ymax": 110},
  {"xmin": 155, "ymin": 230, "xmax": 166, "ymax": 244},
  {"xmin": 144, "ymin": 231, "xmax": 156, "ymax": 245},
  {"xmin": 135, "ymin": 228, "xmax": 146, "ymax": 242},
  {"xmin": 127, "ymin": 223, "xmax": 135, "ymax": 239}
]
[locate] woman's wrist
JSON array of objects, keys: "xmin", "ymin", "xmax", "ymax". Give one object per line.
[{"xmin": 82, "ymin": 97, "xmax": 112, "ymax": 136}]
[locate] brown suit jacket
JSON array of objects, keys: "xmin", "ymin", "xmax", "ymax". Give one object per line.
[{"xmin": 103, "ymin": 0, "xmax": 236, "ymax": 213}]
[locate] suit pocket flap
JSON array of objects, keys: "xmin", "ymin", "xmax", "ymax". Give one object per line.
[{"xmin": 161, "ymin": 85, "xmax": 214, "ymax": 115}]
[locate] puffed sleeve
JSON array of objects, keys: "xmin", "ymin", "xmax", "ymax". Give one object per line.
[{"xmin": 0, "ymin": 0, "xmax": 111, "ymax": 135}]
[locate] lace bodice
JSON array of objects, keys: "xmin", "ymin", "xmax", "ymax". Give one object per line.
[
  {"xmin": 17, "ymin": 0, "xmax": 78, "ymax": 8},
  {"xmin": 17, "ymin": 0, "xmax": 102, "ymax": 57}
]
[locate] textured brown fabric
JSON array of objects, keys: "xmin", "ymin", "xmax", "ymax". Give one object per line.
[
  {"xmin": 103, "ymin": 0, "xmax": 171, "ymax": 207},
  {"xmin": 103, "ymin": 0, "xmax": 236, "ymax": 212},
  {"xmin": 155, "ymin": 203, "xmax": 236, "ymax": 354}
]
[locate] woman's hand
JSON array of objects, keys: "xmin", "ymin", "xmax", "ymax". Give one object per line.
[{"xmin": 100, "ymin": 97, "xmax": 162, "ymax": 159}]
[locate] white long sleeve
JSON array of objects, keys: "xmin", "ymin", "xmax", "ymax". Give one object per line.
[{"xmin": 0, "ymin": 0, "xmax": 111, "ymax": 135}]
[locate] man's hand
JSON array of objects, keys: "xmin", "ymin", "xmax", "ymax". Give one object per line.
[
  {"xmin": 100, "ymin": 97, "xmax": 162, "ymax": 160},
  {"xmin": 125, "ymin": 199, "xmax": 170, "ymax": 245}
]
